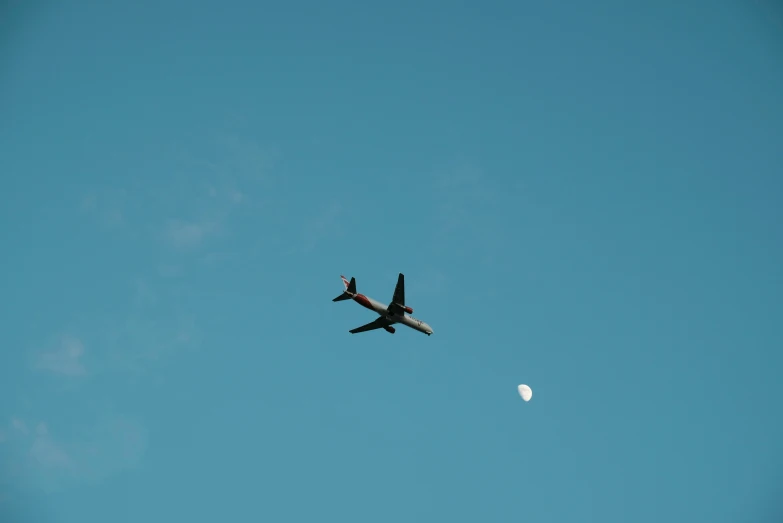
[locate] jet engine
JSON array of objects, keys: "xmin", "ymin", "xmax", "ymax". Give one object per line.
[
  {"xmin": 383, "ymin": 326, "xmax": 396, "ymax": 334},
  {"xmin": 401, "ymin": 305, "xmax": 413, "ymax": 314}
]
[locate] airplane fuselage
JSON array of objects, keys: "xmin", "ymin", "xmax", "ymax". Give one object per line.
[{"xmin": 351, "ymin": 292, "xmax": 434, "ymax": 335}]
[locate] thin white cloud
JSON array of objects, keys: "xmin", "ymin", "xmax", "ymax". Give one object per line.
[
  {"xmin": 30, "ymin": 433, "xmax": 72, "ymax": 469},
  {"xmin": 212, "ymin": 131, "xmax": 277, "ymax": 183},
  {"xmin": 229, "ymin": 189, "xmax": 244, "ymax": 204},
  {"xmin": 34, "ymin": 335, "xmax": 86, "ymax": 377},
  {"xmin": 27, "ymin": 277, "xmax": 200, "ymax": 380},
  {"xmin": 80, "ymin": 192, "xmax": 97, "ymax": 212},
  {"xmin": 4, "ymin": 416, "xmax": 148, "ymax": 493},
  {"xmin": 163, "ymin": 219, "xmax": 217, "ymax": 248},
  {"xmin": 133, "ymin": 279, "xmax": 157, "ymax": 307},
  {"xmin": 199, "ymin": 251, "xmax": 238, "ymax": 266},
  {"xmin": 11, "ymin": 419, "xmax": 28, "ymax": 435},
  {"xmin": 66, "ymin": 133, "xmax": 266, "ymax": 381},
  {"xmin": 157, "ymin": 264, "xmax": 181, "ymax": 277},
  {"xmin": 433, "ymin": 163, "xmax": 495, "ymax": 232},
  {"xmin": 79, "ymin": 133, "xmax": 273, "ymax": 268},
  {"xmin": 429, "ymin": 162, "xmax": 507, "ymax": 264},
  {"xmin": 158, "ymin": 179, "xmax": 246, "ymax": 251},
  {"xmin": 208, "ymin": 185, "xmax": 245, "ymax": 205},
  {"xmin": 301, "ymin": 202, "xmax": 343, "ymax": 252},
  {"xmin": 158, "ymin": 186, "xmax": 244, "ymax": 251},
  {"xmin": 79, "ymin": 188, "xmax": 126, "ymax": 228},
  {"xmin": 98, "ymin": 309, "xmax": 201, "ymax": 376}
]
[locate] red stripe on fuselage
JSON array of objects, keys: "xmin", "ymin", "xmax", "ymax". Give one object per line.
[{"xmin": 353, "ymin": 294, "xmax": 374, "ymax": 310}]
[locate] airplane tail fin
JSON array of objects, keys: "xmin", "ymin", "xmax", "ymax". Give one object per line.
[{"xmin": 332, "ymin": 275, "xmax": 356, "ymax": 302}]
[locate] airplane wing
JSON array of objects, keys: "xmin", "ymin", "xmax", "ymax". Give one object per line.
[
  {"xmin": 392, "ymin": 273, "xmax": 405, "ymax": 306},
  {"xmin": 386, "ymin": 273, "xmax": 409, "ymax": 315},
  {"xmin": 349, "ymin": 316, "xmax": 392, "ymax": 334}
]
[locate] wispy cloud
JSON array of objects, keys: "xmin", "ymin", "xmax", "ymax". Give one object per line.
[
  {"xmin": 11, "ymin": 419, "xmax": 27, "ymax": 435},
  {"xmin": 229, "ymin": 188, "xmax": 244, "ymax": 204},
  {"xmin": 433, "ymin": 163, "xmax": 496, "ymax": 233},
  {"xmin": 133, "ymin": 278, "xmax": 157, "ymax": 307},
  {"xmin": 155, "ymin": 134, "xmax": 274, "ymax": 253},
  {"xmin": 429, "ymin": 161, "xmax": 512, "ymax": 266},
  {"xmin": 7, "ymin": 283, "xmax": 168, "ymax": 496},
  {"xmin": 34, "ymin": 335, "xmax": 86, "ymax": 377},
  {"xmin": 301, "ymin": 202, "xmax": 343, "ymax": 252},
  {"xmin": 4, "ymin": 135, "xmax": 274, "ymax": 501},
  {"xmin": 29, "ymin": 426, "xmax": 73, "ymax": 470},
  {"xmin": 162, "ymin": 218, "xmax": 218, "ymax": 249},
  {"xmin": 79, "ymin": 188, "xmax": 126, "ymax": 228},
  {"xmin": 2, "ymin": 416, "xmax": 148, "ymax": 494},
  {"xmin": 98, "ymin": 307, "xmax": 200, "ymax": 376},
  {"xmin": 8, "ymin": 131, "xmax": 274, "ymax": 498},
  {"xmin": 73, "ymin": 135, "xmax": 267, "ymax": 371},
  {"xmin": 210, "ymin": 131, "xmax": 277, "ymax": 184},
  {"xmin": 79, "ymin": 132, "xmax": 273, "ymax": 260}
]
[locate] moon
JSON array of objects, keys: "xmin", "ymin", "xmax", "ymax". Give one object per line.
[{"xmin": 517, "ymin": 384, "xmax": 532, "ymax": 402}]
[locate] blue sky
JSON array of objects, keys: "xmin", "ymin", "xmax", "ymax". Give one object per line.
[{"xmin": 2, "ymin": 1, "xmax": 782, "ymax": 521}]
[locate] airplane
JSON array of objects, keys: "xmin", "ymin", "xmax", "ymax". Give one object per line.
[{"xmin": 332, "ymin": 273, "xmax": 434, "ymax": 336}]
